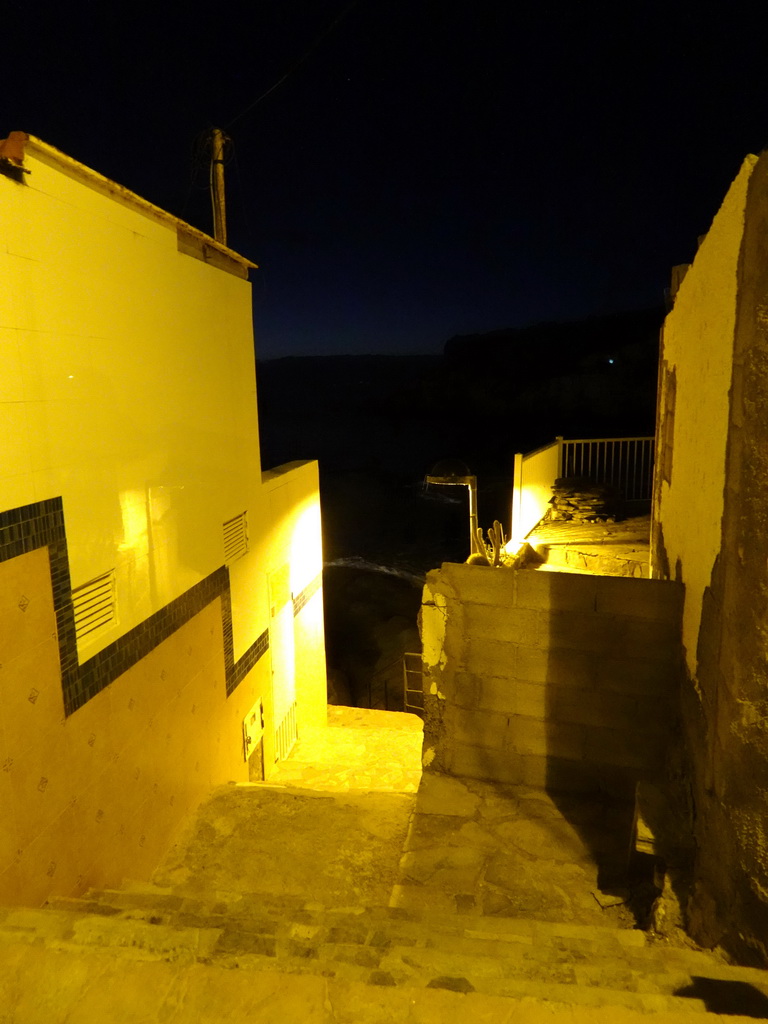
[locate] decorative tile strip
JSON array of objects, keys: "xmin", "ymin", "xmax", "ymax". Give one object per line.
[
  {"xmin": 227, "ymin": 628, "xmax": 270, "ymax": 696},
  {"xmin": 292, "ymin": 572, "xmax": 323, "ymax": 617},
  {"xmin": 74, "ymin": 567, "xmax": 229, "ymax": 714},
  {"xmin": 0, "ymin": 499, "xmax": 268, "ymax": 715}
]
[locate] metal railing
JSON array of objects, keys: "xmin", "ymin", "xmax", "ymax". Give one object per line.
[
  {"xmin": 373, "ymin": 652, "xmax": 424, "ymax": 715},
  {"xmin": 403, "ymin": 652, "xmax": 424, "ymax": 716},
  {"xmin": 512, "ymin": 435, "xmax": 655, "ymax": 541},
  {"xmin": 559, "ymin": 436, "xmax": 654, "ymax": 502}
]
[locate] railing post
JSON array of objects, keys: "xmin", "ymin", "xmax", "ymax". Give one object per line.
[{"xmin": 556, "ymin": 436, "xmax": 564, "ymax": 479}]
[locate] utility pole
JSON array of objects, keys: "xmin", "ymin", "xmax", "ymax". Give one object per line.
[{"xmin": 210, "ymin": 128, "xmax": 228, "ymax": 246}]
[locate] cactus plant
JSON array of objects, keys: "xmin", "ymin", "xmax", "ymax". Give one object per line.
[
  {"xmin": 488, "ymin": 519, "xmax": 506, "ymax": 567},
  {"xmin": 466, "ymin": 520, "xmax": 508, "ymax": 567}
]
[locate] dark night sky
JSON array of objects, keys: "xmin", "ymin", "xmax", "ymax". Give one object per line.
[{"xmin": 5, "ymin": 1, "xmax": 767, "ymax": 357}]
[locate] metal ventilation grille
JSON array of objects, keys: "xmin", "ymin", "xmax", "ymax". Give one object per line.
[
  {"xmin": 223, "ymin": 511, "xmax": 249, "ymax": 564},
  {"xmin": 274, "ymin": 702, "xmax": 298, "ymax": 762},
  {"xmin": 72, "ymin": 569, "xmax": 116, "ymax": 641}
]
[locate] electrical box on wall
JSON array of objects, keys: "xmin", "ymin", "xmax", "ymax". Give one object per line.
[{"xmin": 242, "ymin": 697, "xmax": 264, "ymax": 761}]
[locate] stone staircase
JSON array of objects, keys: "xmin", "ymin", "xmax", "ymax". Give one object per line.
[
  {"xmin": 1, "ymin": 749, "xmax": 767, "ymax": 1022},
  {"xmin": 2, "ymin": 882, "xmax": 768, "ymax": 1020}
]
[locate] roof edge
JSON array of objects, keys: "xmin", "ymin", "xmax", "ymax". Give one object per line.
[{"xmin": 24, "ymin": 134, "xmax": 258, "ymax": 270}]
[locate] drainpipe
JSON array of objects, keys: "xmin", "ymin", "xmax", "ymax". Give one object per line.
[
  {"xmin": 467, "ymin": 476, "xmax": 479, "ymax": 553},
  {"xmin": 425, "ymin": 466, "xmax": 480, "ymax": 557}
]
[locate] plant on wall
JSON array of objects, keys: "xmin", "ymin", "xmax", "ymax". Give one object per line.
[{"xmin": 467, "ymin": 520, "xmax": 508, "ymax": 567}]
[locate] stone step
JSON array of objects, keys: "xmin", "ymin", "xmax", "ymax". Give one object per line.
[
  {"xmin": 50, "ymin": 888, "xmax": 648, "ymax": 952},
  {"xmin": 48, "ymin": 885, "xmax": 755, "ymax": 982},
  {"xmin": 45, "ymin": 887, "xmax": 764, "ymax": 978},
  {"xmin": 25, "ymin": 894, "xmax": 768, "ymax": 1011},
  {"xmin": 0, "ymin": 907, "xmax": 716, "ymax": 1016},
  {"xmin": 3, "ymin": 941, "xmax": 764, "ymax": 1024}
]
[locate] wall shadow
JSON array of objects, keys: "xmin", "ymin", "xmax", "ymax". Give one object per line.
[
  {"xmin": 540, "ymin": 567, "xmax": 683, "ymax": 926},
  {"xmin": 323, "ymin": 564, "xmax": 421, "ymax": 709},
  {"xmin": 674, "ymin": 977, "xmax": 768, "ymax": 1017}
]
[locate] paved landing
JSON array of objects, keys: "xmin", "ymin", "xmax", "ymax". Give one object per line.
[
  {"xmin": 528, "ymin": 514, "xmax": 651, "ymax": 577},
  {"xmin": 154, "ymin": 784, "xmax": 414, "ymax": 907},
  {"xmin": 266, "ymin": 705, "xmax": 423, "ymax": 793},
  {"xmin": 153, "ymin": 772, "xmax": 636, "ymax": 930},
  {"xmin": 259, "ymin": 707, "xmax": 637, "ymax": 928},
  {"xmin": 394, "ymin": 773, "xmax": 638, "ymax": 928}
]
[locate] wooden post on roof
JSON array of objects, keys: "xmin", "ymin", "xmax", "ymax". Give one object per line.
[{"xmin": 210, "ymin": 128, "xmax": 228, "ymax": 246}]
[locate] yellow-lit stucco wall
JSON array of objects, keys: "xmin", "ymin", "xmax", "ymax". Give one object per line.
[
  {"xmin": 0, "ymin": 137, "xmax": 328, "ymax": 904},
  {"xmin": 0, "ymin": 545, "xmax": 274, "ymax": 905},
  {"xmin": 1, "ymin": 138, "xmax": 263, "ymax": 661},
  {"xmin": 654, "ymin": 155, "xmax": 757, "ymax": 677},
  {"xmin": 262, "ymin": 462, "xmax": 327, "ymax": 733},
  {"xmin": 512, "ymin": 439, "xmax": 561, "ymax": 542}
]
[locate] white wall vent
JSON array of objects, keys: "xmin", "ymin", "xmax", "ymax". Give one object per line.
[
  {"xmin": 72, "ymin": 569, "xmax": 116, "ymax": 641},
  {"xmin": 274, "ymin": 702, "xmax": 298, "ymax": 762},
  {"xmin": 223, "ymin": 511, "xmax": 249, "ymax": 564}
]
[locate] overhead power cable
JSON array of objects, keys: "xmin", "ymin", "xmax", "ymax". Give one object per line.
[{"xmin": 225, "ymin": 0, "xmax": 360, "ymax": 130}]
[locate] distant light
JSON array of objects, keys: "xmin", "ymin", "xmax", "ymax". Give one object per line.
[{"xmin": 607, "ymin": 359, "xmax": 614, "ymax": 365}]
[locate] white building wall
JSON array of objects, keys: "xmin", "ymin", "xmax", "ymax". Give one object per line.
[
  {"xmin": 0, "ymin": 136, "xmax": 327, "ymax": 904},
  {"xmin": 1, "ymin": 137, "xmax": 265, "ymax": 662}
]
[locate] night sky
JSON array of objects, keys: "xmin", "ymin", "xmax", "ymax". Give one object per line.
[{"xmin": 5, "ymin": 1, "xmax": 767, "ymax": 358}]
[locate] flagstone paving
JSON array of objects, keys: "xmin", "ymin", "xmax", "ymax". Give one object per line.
[{"xmin": 265, "ymin": 704, "xmax": 423, "ymax": 792}]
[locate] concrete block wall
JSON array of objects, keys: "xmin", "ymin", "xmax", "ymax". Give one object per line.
[{"xmin": 420, "ymin": 564, "xmax": 683, "ymax": 794}]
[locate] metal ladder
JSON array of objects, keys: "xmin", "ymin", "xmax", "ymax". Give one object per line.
[{"xmin": 403, "ymin": 652, "xmax": 424, "ymax": 716}]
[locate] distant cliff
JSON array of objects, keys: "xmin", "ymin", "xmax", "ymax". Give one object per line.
[
  {"xmin": 257, "ymin": 308, "xmax": 663, "ymax": 482},
  {"xmin": 444, "ymin": 307, "xmax": 663, "ymax": 376},
  {"xmin": 436, "ymin": 307, "xmax": 663, "ymax": 443}
]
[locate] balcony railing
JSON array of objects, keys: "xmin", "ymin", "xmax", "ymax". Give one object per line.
[
  {"xmin": 512, "ymin": 435, "xmax": 655, "ymax": 542},
  {"xmin": 560, "ymin": 436, "xmax": 654, "ymax": 502}
]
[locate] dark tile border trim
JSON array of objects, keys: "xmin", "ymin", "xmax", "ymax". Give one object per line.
[
  {"xmin": 293, "ymin": 572, "xmax": 322, "ymax": 617},
  {"xmin": 226, "ymin": 624, "xmax": 270, "ymax": 697},
  {"xmin": 0, "ymin": 499, "xmax": 268, "ymax": 715},
  {"xmin": 76, "ymin": 568, "xmax": 230, "ymax": 713}
]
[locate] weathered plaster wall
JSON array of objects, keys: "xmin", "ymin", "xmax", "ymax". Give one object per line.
[
  {"xmin": 715, "ymin": 155, "xmax": 768, "ymax": 962},
  {"xmin": 653, "ymin": 155, "xmax": 756, "ymax": 675},
  {"xmin": 653, "ymin": 152, "xmax": 768, "ymax": 964},
  {"xmin": 421, "ymin": 564, "xmax": 682, "ymax": 795}
]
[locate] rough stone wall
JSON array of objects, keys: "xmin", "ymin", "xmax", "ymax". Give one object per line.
[
  {"xmin": 420, "ymin": 564, "xmax": 683, "ymax": 797},
  {"xmin": 653, "ymin": 151, "xmax": 768, "ymax": 965},
  {"xmin": 707, "ymin": 156, "xmax": 768, "ymax": 963},
  {"xmin": 652, "ymin": 155, "xmax": 756, "ymax": 674}
]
